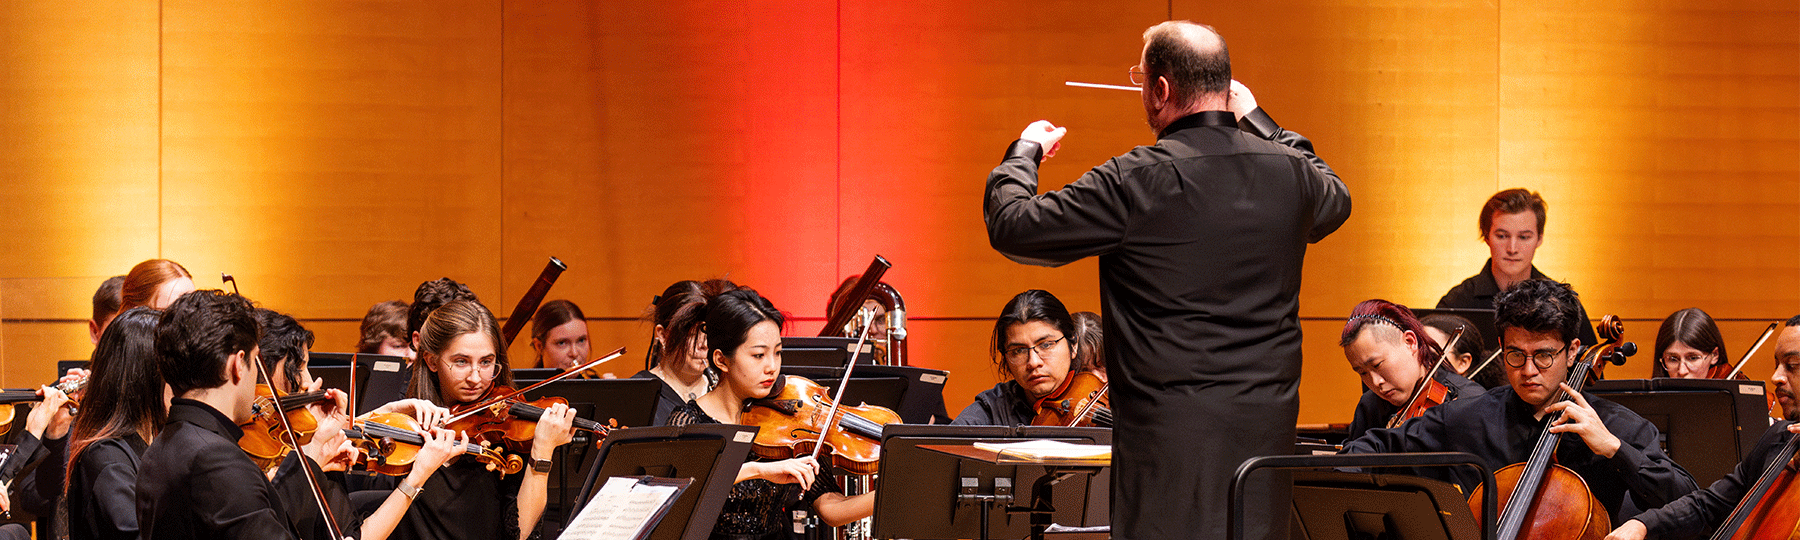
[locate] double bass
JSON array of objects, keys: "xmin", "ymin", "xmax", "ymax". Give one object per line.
[{"xmin": 1469, "ymin": 315, "xmax": 1634, "ymax": 540}]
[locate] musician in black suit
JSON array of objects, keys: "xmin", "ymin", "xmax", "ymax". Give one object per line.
[{"xmin": 1605, "ymin": 316, "xmax": 1800, "ymax": 540}]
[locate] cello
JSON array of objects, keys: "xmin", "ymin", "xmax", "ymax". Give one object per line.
[
  {"xmin": 1706, "ymin": 421, "xmax": 1800, "ymax": 540},
  {"xmin": 1469, "ymin": 315, "xmax": 1635, "ymax": 540}
]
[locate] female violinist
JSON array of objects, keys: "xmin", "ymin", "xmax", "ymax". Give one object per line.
[
  {"xmin": 1339, "ymin": 300, "xmax": 1484, "ymax": 441},
  {"xmin": 950, "ymin": 290, "xmax": 1083, "ymax": 426},
  {"xmin": 1606, "ymin": 316, "xmax": 1800, "ymax": 539},
  {"xmin": 1342, "ymin": 280, "xmax": 1697, "ymax": 527},
  {"xmin": 666, "ymin": 288, "xmax": 875, "ymax": 539},
  {"xmin": 1651, "ymin": 307, "xmax": 1729, "ymax": 379},
  {"xmin": 632, "ymin": 279, "xmax": 736, "ymax": 426},
  {"xmin": 66, "ymin": 307, "xmax": 164, "ymax": 540},
  {"xmin": 394, "ymin": 299, "xmax": 577, "ymax": 540},
  {"xmin": 529, "ymin": 300, "xmax": 592, "ymax": 373},
  {"xmin": 118, "ymin": 258, "xmax": 195, "ymax": 312}
]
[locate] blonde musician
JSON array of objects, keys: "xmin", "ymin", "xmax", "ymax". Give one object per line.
[
  {"xmin": 1343, "ymin": 280, "xmax": 1696, "ymax": 524},
  {"xmin": 1339, "ymin": 300, "xmax": 1483, "ymax": 441},
  {"xmin": 950, "ymin": 289, "xmax": 1082, "ymax": 426},
  {"xmin": 528, "ymin": 300, "xmax": 594, "ymax": 374},
  {"xmin": 1606, "ymin": 316, "xmax": 1800, "ymax": 539}
]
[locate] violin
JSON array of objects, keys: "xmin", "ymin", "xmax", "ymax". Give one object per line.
[
  {"xmin": 0, "ymin": 374, "xmax": 88, "ymax": 436},
  {"xmin": 1469, "ymin": 315, "xmax": 1635, "ymax": 540},
  {"xmin": 1031, "ymin": 370, "xmax": 1112, "ymax": 427},
  {"xmin": 347, "ymin": 411, "xmax": 523, "ymax": 477},
  {"xmin": 1386, "ymin": 327, "xmax": 1466, "ymax": 429},
  {"xmin": 445, "ymin": 388, "xmax": 617, "ymax": 456},
  {"xmin": 740, "ymin": 375, "xmax": 901, "ymax": 476},
  {"xmin": 238, "ymin": 384, "xmax": 337, "ymax": 471},
  {"xmin": 1708, "ymin": 424, "xmax": 1800, "ymax": 540}
]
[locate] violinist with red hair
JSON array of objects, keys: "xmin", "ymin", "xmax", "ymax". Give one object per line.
[{"xmin": 1338, "ymin": 299, "xmax": 1484, "ymax": 441}]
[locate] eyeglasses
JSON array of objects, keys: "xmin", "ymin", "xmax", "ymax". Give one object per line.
[
  {"xmin": 1660, "ymin": 352, "xmax": 1713, "ymax": 371},
  {"xmin": 1002, "ymin": 336, "xmax": 1067, "ymax": 365},
  {"xmin": 1502, "ymin": 343, "xmax": 1569, "ymax": 369},
  {"xmin": 1128, "ymin": 65, "xmax": 1147, "ymax": 86},
  {"xmin": 448, "ymin": 357, "xmax": 503, "ymax": 380}
]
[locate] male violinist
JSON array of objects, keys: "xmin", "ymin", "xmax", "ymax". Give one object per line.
[
  {"xmin": 136, "ymin": 290, "xmax": 358, "ymax": 539},
  {"xmin": 1604, "ymin": 315, "xmax": 1800, "ymax": 540},
  {"xmin": 1343, "ymin": 279, "xmax": 1697, "ymax": 524}
]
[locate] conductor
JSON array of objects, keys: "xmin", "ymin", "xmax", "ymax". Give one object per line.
[{"xmin": 982, "ymin": 20, "xmax": 1351, "ymax": 540}]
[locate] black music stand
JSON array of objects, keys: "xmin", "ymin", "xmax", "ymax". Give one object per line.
[
  {"xmin": 1229, "ymin": 453, "xmax": 1494, "ymax": 540},
  {"xmin": 570, "ymin": 424, "xmax": 757, "ymax": 540},
  {"xmin": 519, "ymin": 378, "xmax": 664, "ymax": 539},
  {"xmin": 783, "ymin": 365, "xmax": 951, "ymax": 424},
  {"xmin": 306, "ymin": 353, "xmax": 410, "ymax": 415},
  {"xmin": 1588, "ymin": 378, "xmax": 1769, "ymax": 486},
  {"xmin": 781, "ymin": 336, "xmax": 876, "ymax": 367},
  {"xmin": 873, "ymin": 425, "xmax": 1111, "ymax": 540},
  {"xmin": 307, "ymin": 364, "xmax": 370, "ymax": 405}
]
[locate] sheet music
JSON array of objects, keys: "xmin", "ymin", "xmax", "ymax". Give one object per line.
[{"xmin": 562, "ymin": 476, "xmax": 689, "ymax": 540}]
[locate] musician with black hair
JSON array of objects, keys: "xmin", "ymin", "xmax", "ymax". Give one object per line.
[
  {"xmin": 1604, "ymin": 316, "xmax": 1800, "ymax": 540},
  {"xmin": 1342, "ymin": 279, "xmax": 1696, "ymax": 524}
]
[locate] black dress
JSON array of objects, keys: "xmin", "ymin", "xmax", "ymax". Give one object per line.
[
  {"xmin": 632, "ymin": 369, "xmax": 693, "ymax": 427},
  {"xmin": 1341, "ymin": 385, "xmax": 1698, "ymax": 523},
  {"xmin": 985, "ymin": 108, "xmax": 1352, "ymax": 540},
  {"xmin": 667, "ymin": 401, "xmax": 840, "ymax": 540},
  {"xmin": 66, "ymin": 434, "xmax": 148, "ymax": 540},
  {"xmin": 1343, "ymin": 370, "xmax": 1485, "ymax": 442}
]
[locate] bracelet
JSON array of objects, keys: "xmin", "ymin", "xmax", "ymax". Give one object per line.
[{"xmin": 397, "ymin": 479, "xmax": 422, "ymax": 500}]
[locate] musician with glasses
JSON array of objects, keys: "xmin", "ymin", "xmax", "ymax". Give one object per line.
[
  {"xmin": 1342, "ymin": 279, "xmax": 1696, "ymax": 524},
  {"xmin": 951, "ymin": 290, "xmax": 1083, "ymax": 426}
]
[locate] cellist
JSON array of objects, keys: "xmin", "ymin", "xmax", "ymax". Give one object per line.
[
  {"xmin": 1342, "ymin": 280, "xmax": 1697, "ymax": 524},
  {"xmin": 1605, "ymin": 316, "xmax": 1800, "ymax": 540},
  {"xmin": 1338, "ymin": 299, "xmax": 1484, "ymax": 441}
]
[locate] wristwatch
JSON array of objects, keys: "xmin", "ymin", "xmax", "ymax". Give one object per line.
[
  {"xmin": 532, "ymin": 457, "xmax": 554, "ymax": 473},
  {"xmin": 397, "ymin": 479, "xmax": 422, "ymax": 500}
]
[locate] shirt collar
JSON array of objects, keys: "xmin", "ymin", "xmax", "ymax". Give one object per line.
[
  {"xmin": 168, "ymin": 397, "xmax": 247, "ymax": 442},
  {"xmin": 1158, "ymin": 110, "xmax": 1239, "ymax": 139}
]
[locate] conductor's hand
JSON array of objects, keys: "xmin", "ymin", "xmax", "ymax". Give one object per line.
[
  {"xmin": 1546, "ymin": 384, "xmax": 1622, "ymax": 458},
  {"xmin": 1604, "ymin": 519, "xmax": 1647, "ymax": 540},
  {"xmin": 1228, "ymin": 80, "xmax": 1257, "ymax": 121},
  {"xmin": 1019, "ymin": 120, "xmax": 1065, "ymax": 163}
]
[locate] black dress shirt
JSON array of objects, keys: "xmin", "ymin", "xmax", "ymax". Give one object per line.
[
  {"xmin": 1633, "ymin": 420, "xmax": 1795, "ymax": 539},
  {"xmin": 1436, "ymin": 259, "xmax": 1600, "ymax": 346},
  {"xmin": 985, "ymin": 108, "xmax": 1350, "ymax": 540},
  {"xmin": 136, "ymin": 398, "xmax": 344, "ymax": 540},
  {"xmin": 1344, "ymin": 369, "xmax": 1486, "ymax": 442},
  {"xmin": 1342, "ymin": 385, "xmax": 1698, "ymax": 523}
]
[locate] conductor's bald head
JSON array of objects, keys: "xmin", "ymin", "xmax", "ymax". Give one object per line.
[{"xmin": 1139, "ymin": 21, "xmax": 1230, "ymax": 131}]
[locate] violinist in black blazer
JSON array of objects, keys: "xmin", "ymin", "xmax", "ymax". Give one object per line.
[{"xmin": 1605, "ymin": 318, "xmax": 1800, "ymax": 540}]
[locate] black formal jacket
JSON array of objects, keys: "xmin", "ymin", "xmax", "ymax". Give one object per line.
[
  {"xmin": 1437, "ymin": 259, "xmax": 1600, "ymax": 346},
  {"xmin": 67, "ymin": 434, "xmax": 147, "ymax": 540},
  {"xmin": 632, "ymin": 369, "xmax": 687, "ymax": 427},
  {"xmin": 1344, "ymin": 369, "xmax": 1485, "ymax": 442},
  {"xmin": 1342, "ymin": 385, "xmax": 1699, "ymax": 523},
  {"xmin": 135, "ymin": 399, "xmax": 344, "ymax": 540},
  {"xmin": 1634, "ymin": 420, "xmax": 1795, "ymax": 539},
  {"xmin": 949, "ymin": 381, "xmax": 1035, "ymax": 427},
  {"xmin": 985, "ymin": 108, "xmax": 1351, "ymax": 540}
]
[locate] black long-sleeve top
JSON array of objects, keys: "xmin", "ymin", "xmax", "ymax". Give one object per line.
[
  {"xmin": 1436, "ymin": 259, "xmax": 1600, "ymax": 347},
  {"xmin": 1632, "ymin": 420, "xmax": 1795, "ymax": 539},
  {"xmin": 667, "ymin": 401, "xmax": 839, "ymax": 540},
  {"xmin": 1344, "ymin": 370, "xmax": 1486, "ymax": 442},
  {"xmin": 135, "ymin": 399, "xmax": 346, "ymax": 540},
  {"xmin": 948, "ymin": 382, "xmax": 1035, "ymax": 427},
  {"xmin": 1342, "ymin": 385, "xmax": 1698, "ymax": 523},
  {"xmin": 67, "ymin": 434, "xmax": 147, "ymax": 540}
]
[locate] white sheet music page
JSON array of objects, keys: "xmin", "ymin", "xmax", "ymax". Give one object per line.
[{"xmin": 562, "ymin": 477, "xmax": 683, "ymax": 540}]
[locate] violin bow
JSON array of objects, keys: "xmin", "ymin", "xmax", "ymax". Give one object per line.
[
  {"xmin": 808, "ymin": 308, "xmax": 878, "ymax": 463},
  {"xmin": 1468, "ymin": 347, "xmax": 1504, "ymax": 381},
  {"xmin": 228, "ymin": 273, "xmax": 346, "ymax": 540},
  {"xmin": 443, "ymin": 346, "xmax": 626, "ymax": 425},
  {"xmin": 1724, "ymin": 322, "xmax": 1778, "ymax": 380}
]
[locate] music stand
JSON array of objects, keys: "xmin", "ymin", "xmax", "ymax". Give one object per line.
[
  {"xmin": 519, "ymin": 378, "xmax": 664, "ymax": 538},
  {"xmin": 307, "ymin": 353, "xmax": 412, "ymax": 415},
  {"xmin": 873, "ymin": 425, "xmax": 1111, "ymax": 540},
  {"xmin": 307, "ymin": 364, "xmax": 370, "ymax": 405},
  {"xmin": 782, "ymin": 365, "xmax": 951, "ymax": 424},
  {"xmin": 1587, "ymin": 378, "xmax": 1769, "ymax": 486},
  {"xmin": 570, "ymin": 424, "xmax": 757, "ymax": 540},
  {"xmin": 781, "ymin": 336, "xmax": 875, "ymax": 367},
  {"xmin": 509, "ymin": 367, "xmax": 563, "ymax": 383},
  {"xmin": 1230, "ymin": 452, "xmax": 1494, "ymax": 540}
]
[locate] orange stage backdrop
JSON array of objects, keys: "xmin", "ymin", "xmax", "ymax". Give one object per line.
[{"xmin": 2, "ymin": 0, "xmax": 1795, "ymax": 425}]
